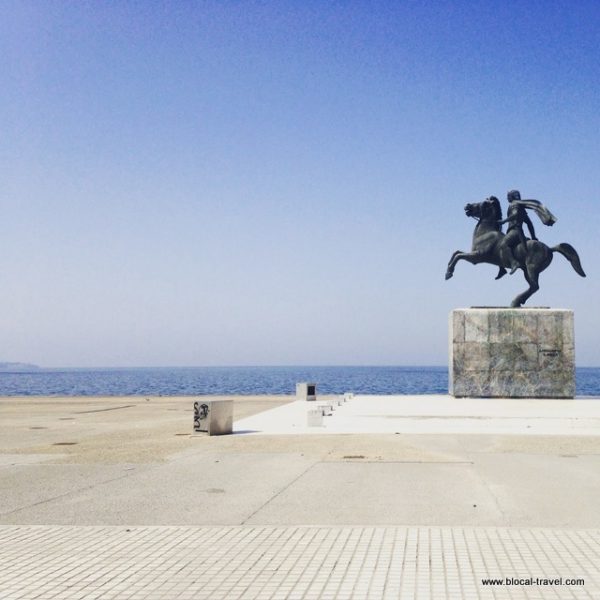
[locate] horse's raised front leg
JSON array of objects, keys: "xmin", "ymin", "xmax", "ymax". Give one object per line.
[{"xmin": 445, "ymin": 251, "xmax": 480, "ymax": 280}]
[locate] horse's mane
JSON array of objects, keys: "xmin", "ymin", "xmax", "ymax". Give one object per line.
[{"xmin": 489, "ymin": 196, "xmax": 502, "ymax": 222}]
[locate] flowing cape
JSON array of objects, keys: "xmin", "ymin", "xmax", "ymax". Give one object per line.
[{"xmin": 515, "ymin": 199, "xmax": 557, "ymax": 226}]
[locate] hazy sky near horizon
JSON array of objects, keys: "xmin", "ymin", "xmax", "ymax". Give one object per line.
[{"xmin": 2, "ymin": 1, "xmax": 599, "ymax": 367}]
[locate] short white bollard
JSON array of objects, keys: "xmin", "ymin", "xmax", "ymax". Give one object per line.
[
  {"xmin": 307, "ymin": 409, "xmax": 323, "ymax": 427},
  {"xmin": 315, "ymin": 402, "xmax": 333, "ymax": 416}
]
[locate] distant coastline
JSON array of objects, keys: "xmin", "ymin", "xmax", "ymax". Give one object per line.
[{"xmin": 0, "ymin": 362, "xmax": 40, "ymax": 372}]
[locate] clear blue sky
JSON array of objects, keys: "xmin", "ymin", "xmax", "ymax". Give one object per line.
[{"xmin": 2, "ymin": 1, "xmax": 599, "ymax": 367}]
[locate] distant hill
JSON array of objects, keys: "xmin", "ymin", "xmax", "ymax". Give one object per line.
[{"xmin": 0, "ymin": 362, "xmax": 41, "ymax": 372}]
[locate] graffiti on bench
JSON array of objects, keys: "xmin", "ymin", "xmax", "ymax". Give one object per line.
[{"xmin": 193, "ymin": 402, "xmax": 209, "ymax": 432}]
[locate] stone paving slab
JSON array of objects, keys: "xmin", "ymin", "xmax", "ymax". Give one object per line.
[{"xmin": 0, "ymin": 526, "xmax": 598, "ymax": 599}]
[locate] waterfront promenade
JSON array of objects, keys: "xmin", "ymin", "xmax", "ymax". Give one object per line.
[{"xmin": 1, "ymin": 395, "xmax": 599, "ymax": 599}]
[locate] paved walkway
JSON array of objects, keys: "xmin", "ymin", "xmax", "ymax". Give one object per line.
[
  {"xmin": 1, "ymin": 526, "xmax": 598, "ymax": 599},
  {"xmin": 234, "ymin": 396, "xmax": 600, "ymax": 436},
  {"xmin": 2, "ymin": 396, "xmax": 600, "ymax": 599}
]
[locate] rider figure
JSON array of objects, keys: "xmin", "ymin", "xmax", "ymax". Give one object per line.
[{"xmin": 498, "ymin": 190, "xmax": 538, "ymax": 274}]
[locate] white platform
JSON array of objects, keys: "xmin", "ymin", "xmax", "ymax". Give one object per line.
[{"xmin": 233, "ymin": 395, "xmax": 600, "ymax": 436}]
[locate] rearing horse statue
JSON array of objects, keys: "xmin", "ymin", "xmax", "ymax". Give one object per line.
[{"xmin": 445, "ymin": 197, "xmax": 585, "ymax": 307}]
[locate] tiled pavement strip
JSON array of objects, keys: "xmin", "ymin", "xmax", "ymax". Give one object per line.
[{"xmin": 0, "ymin": 527, "xmax": 598, "ymax": 600}]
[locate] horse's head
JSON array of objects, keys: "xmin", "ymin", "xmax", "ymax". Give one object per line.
[
  {"xmin": 464, "ymin": 202, "xmax": 483, "ymax": 218},
  {"xmin": 464, "ymin": 197, "xmax": 501, "ymax": 222}
]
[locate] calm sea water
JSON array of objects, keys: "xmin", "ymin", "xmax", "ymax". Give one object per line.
[{"xmin": 0, "ymin": 366, "xmax": 599, "ymax": 396}]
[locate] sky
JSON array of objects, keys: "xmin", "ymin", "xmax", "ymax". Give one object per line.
[{"xmin": 1, "ymin": 1, "xmax": 599, "ymax": 367}]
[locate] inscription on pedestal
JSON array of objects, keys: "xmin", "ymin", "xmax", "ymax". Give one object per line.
[{"xmin": 449, "ymin": 308, "xmax": 575, "ymax": 398}]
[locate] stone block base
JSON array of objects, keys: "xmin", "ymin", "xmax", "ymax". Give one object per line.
[{"xmin": 449, "ymin": 308, "xmax": 575, "ymax": 398}]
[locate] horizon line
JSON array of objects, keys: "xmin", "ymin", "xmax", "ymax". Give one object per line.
[{"xmin": 2, "ymin": 364, "xmax": 600, "ymax": 370}]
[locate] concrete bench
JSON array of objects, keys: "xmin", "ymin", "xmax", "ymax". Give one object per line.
[
  {"xmin": 296, "ymin": 382, "xmax": 317, "ymax": 401},
  {"xmin": 193, "ymin": 400, "xmax": 233, "ymax": 435}
]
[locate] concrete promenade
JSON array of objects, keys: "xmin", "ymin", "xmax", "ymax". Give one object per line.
[{"xmin": 1, "ymin": 394, "xmax": 599, "ymax": 599}]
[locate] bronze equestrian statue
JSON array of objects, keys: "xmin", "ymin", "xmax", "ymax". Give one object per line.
[{"xmin": 445, "ymin": 191, "xmax": 585, "ymax": 307}]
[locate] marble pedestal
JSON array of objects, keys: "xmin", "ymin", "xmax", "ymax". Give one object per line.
[{"xmin": 449, "ymin": 308, "xmax": 575, "ymax": 398}]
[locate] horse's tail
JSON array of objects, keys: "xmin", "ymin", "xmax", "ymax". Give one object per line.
[{"xmin": 551, "ymin": 243, "xmax": 586, "ymax": 277}]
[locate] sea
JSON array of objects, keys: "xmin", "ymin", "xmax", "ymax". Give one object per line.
[{"xmin": 0, "ymin": 366, "xmax": 599, "ymax": 397}]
